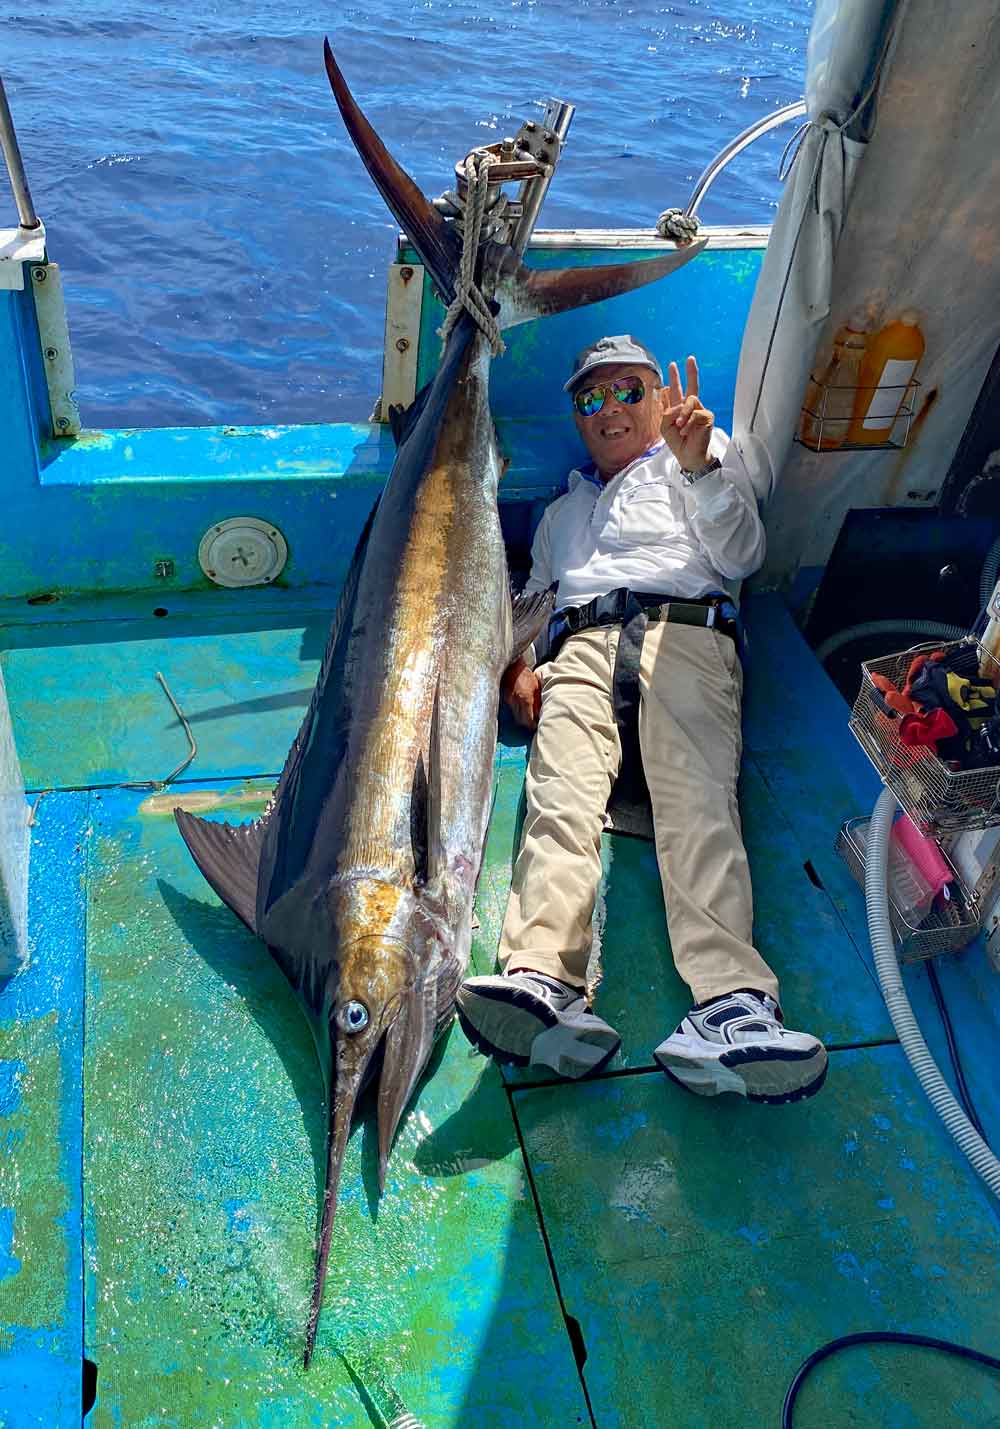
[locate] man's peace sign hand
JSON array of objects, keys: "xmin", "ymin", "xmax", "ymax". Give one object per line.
[{"xmin": 660, "ymin": 356, "xmax": 715, "ymax": 470}]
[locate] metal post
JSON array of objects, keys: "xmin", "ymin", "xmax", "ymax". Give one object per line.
[
  {"xmin": 0, "ymin": 75, "xmax": 40, "ymax": 230},
  {"xmin": 510, "ymin": 98, "xmax": 575, "ymax": 257}
]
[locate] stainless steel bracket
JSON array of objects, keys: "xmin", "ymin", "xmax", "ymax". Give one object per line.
[{"xmin": 29, "ymin": 261, "xmax": 81, "ymax": 437}]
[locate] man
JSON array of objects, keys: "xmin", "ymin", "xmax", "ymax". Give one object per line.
[{"xmin": 456, "ymin": 335, "xmax": 827, "ymax": 1105}]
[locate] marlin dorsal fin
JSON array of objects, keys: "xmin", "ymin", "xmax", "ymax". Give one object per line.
[{"xmin": 174, "ymin": 809, "xmax": 266, "ymax": 934}]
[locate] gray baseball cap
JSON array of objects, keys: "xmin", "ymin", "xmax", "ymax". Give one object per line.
[{"xmin": 563, "ymin": 334, "xmax": 664, "ymax": 393}]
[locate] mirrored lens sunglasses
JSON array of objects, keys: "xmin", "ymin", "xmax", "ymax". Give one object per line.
[{"xmin": 573, "ymin": 377, "xmax": 646, "ymax": 418}]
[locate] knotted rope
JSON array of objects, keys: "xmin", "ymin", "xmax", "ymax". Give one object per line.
[
  {"xmin": 656, "ymin": 207, "xmax": 701, "ymax": 244},
  {"xmin": 438, "ymin": 150, "xmax": 505, "ymax": 356}
]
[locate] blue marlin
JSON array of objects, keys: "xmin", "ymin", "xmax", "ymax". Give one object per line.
[{"xmin": 175, "ymin": 40, "xmax": 706, "ymax": 1366}]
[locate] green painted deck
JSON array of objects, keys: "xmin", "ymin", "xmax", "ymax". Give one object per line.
[{"xmin": 2, "ymin": 594, "xmax": 1000, "ymax": 1427}]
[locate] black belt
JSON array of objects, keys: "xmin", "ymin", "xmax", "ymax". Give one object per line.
[
  {"xmin": 554, "ymin": 589, "xmax": 737, "ymax": 650},
  {"xmin": 542, "ymin": 587, "xmax": 741, "ymax": 809}
]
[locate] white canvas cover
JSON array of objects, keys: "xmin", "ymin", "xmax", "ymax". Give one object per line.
[{"xmin": 733, "ymin": 0, "xmax": 900, "ymax": 505}]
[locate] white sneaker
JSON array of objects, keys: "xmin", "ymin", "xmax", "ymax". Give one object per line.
[
  {"xmin": 456, "ymin": 971, "xmax": 621, "ymax": 1080},
  {"xmin": 654, "ymin": 990, "xmax": 827, "ymax": 1104}
]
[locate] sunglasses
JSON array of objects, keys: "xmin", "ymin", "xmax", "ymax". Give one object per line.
[{"xmin": 573, "ymin": 376, "xmax": 647, "ymax": 418}]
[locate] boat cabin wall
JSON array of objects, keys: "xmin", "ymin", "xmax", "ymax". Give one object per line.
[{"xmin": 0, "ymin": 231, "xmax": 766, "ymax": 604}]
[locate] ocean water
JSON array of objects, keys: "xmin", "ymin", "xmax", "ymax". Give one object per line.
[{"xmin": 3, "ymin": 0, "xmax": 812, "ymax": 428}]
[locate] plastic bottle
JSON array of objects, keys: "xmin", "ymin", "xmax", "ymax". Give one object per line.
[
  {"xmin": 799, "ymin": 313, "xmax": 869, "ymax": 450},
  {"xmin": 848, "ymin": 310, "xmax": 925, "ymax": 445}
]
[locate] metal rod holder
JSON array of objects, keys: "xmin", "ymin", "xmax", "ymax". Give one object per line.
[
  {"xmin": 510, "ymin": 98, "xmax": 575, "ymax": 257},
  {"xmin": 0, "ymin": 74, "xmax": 39, "ymax": 230}
]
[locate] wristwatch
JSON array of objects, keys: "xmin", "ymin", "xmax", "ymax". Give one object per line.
[{"xmin": 680, "ymin": 456, "xmax": 722, "ymax": 487}]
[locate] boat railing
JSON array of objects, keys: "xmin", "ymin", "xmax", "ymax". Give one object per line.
[
  {"xmin": 0, "ymin": 74, "xmax": 40, "ymax": 230},
  {"xmin": 684, "ymin": 99, "xmax": 808, "ymax": 219}
]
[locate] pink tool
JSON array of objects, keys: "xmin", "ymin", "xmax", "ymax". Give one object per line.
[{"xmin": 892, "ymin": 814, "xmax": 953, "ymax": 901}]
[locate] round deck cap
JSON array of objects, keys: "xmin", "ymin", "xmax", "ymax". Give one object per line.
[{"xmin": 198, "ymin": 517, "xmax": 288, "ymax": 588}]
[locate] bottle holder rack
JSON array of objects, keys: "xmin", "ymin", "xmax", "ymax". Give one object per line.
[{"xmin": 796, "ymin": 377, "xmax": 920, "ymax": 453}]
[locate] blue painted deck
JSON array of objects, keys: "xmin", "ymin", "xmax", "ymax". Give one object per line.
[{"xmin": 1, "ymin": 590, "xmax": 998, "ymax": 1426}]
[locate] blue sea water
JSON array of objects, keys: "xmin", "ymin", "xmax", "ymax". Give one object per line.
[{"xmin": 3, "ymin": 0, "xmax": 812, "ymax": 428}]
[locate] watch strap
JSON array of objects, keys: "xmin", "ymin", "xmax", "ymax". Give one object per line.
[{"xmin": 680, "ymin": 456, "xmax": 722, "ymax": 486}]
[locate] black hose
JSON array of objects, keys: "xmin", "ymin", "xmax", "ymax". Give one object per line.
[
  {"xmin": 782, "ymin": 1331, "xmax": 1000, "ymax": 1427},
  {"xmin": 926, "ymin": 960, "xmax": 990, "ymax": 1146}
]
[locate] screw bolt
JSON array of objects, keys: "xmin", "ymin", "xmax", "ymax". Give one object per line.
[
  {"xmin": 399, "ymin": 266, "xmax": 414, "ymax": 283},
  {"xmin": 32, "ymin": 268, "xmax": 46, "ymax": 283},
  {"xmin": 396, "ymin": 337, "xmax": 410, "ymax": 353},
  {"xmin": 55, "ymin": 417, "xmax": 70, "ymax": 430},
  {"xmin": 44, "ymin": 346, "xmax": 58, "ymax": 360}
]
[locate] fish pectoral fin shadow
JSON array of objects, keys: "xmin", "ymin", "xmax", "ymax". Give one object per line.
[
  {"xmin": 510, "ymin": 588, "xmax": 554, "ymax": 663},
  {"xmin": 173, "ymin": 809, "xmax": 265, "ymax": 934}
]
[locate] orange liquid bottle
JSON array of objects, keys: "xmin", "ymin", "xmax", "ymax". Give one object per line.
[
  {"xmin": 848, "ymin": 311, "xmax": 924, "ymax": 445},
  {"xmin": 799, "ymin": 315, "xmax": 869, "ymax": 450}
]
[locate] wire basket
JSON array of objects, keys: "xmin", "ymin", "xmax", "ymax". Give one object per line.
[
  {"xmin": 836, "ymin": 817, "xmax": 980, "ymax": 961},
  {"xmin": 849, "ymin": 639, "xmax": 1000, "ymax": 832},
  {"xmin": 797, "ymin": 378, "xmax": 919, "ymax": 453}
]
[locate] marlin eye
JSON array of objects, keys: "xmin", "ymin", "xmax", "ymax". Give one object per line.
[{"xmin": 338, "ymin": 1000, "xmax": 370, "ymax": 1034}]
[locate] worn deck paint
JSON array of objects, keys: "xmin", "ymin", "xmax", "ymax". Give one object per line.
[
  {"xmin": 2, "ymin": 591, "xmax": 999, "ymax": 1426},
  {"xmin": 80, "ymin": 784, "xmax": 588, "ymax": 1427},
  {"xmin": 0, "ymin": 792, "xmax": 87, "ymax": 1427},
  {"xmin": 514, "ymin": 1048, "xmax": 1000, "ymax": 1429}
]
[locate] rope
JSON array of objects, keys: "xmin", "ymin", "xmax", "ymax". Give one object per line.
[
  {"xmin": 438, "ymin": 150, "xmax": 505, "ymax": 355},
  {"xmin": 656, "ymin": 207, "xmax": 700, "ymax": 244}
]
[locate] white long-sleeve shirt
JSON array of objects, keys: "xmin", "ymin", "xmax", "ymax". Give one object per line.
[{"xmin": 524, "ymin": 430, "xmax": 765, "ymax": 609}]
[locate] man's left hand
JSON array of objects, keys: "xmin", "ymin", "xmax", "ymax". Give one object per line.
[{"xmin": 660, "ymin": 356, "xmax": 714, "ymax": 471}]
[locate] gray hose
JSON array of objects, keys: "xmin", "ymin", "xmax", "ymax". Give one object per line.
[
  {"xmin": 865, "ymin": 789, "xmax": 1000, "ymax": 1198},
  {"xmin": 816, "ymin": 620, "xmax": 967, "ymax": 666},
  {"xmin": 980, "ymin": 533, "xmax": 1000, "ymax": 612}
]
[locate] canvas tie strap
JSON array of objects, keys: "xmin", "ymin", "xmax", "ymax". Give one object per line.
[{"xmin": 438, "ymin": 150, "xmax": 505, "ymax": 355}]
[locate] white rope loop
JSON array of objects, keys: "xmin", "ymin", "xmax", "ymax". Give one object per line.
[{"xmin": 438, "ymin": 150, "xmax": 505, "ymax": 356}]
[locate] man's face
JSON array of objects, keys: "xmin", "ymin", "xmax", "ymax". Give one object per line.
[{"xmin": 571, "ymin": 362, "xmax": 665, "ymax": 479}]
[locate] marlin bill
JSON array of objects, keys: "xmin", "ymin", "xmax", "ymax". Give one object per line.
[{"xmin": 174, "ymin": 38, "xmax": 706, "ymax": 1367}]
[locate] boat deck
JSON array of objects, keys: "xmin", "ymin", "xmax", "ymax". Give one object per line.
[{"xmin": 2, "ymin": 593, "xmax": 999, "ymax": 1427}]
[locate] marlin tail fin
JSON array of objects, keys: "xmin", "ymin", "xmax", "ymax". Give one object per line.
[{"xmin": 323, "ymin": 38, "xmax": 461, "ymax": 303}]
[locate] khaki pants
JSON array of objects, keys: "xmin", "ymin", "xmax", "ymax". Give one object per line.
[{"xmin": 499, "ymin": 621, "xmax": 780, "ymax": 1006}]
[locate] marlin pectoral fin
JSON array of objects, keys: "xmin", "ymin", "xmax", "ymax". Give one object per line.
[
  {"xmin": 323, "ymin": 39, "xmax": 461, "ymax": 303},
  {"xmin": 510, "ymin": 588, "xmax": 555, "ymax": 663},
  {"xmin": 425, "ymin": 682, "xmax": 445, "ymax": 884},
  {"xmin": 496, "ymin": 238, "xmax": 708, "ymax": 327},
  {"xmin": 376, "ymin": 984, "xmax": 436, "ymax": 1192},
  {"xmin": 173, "ymin": 810, "xmax": 265, "ymax": 934}
]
